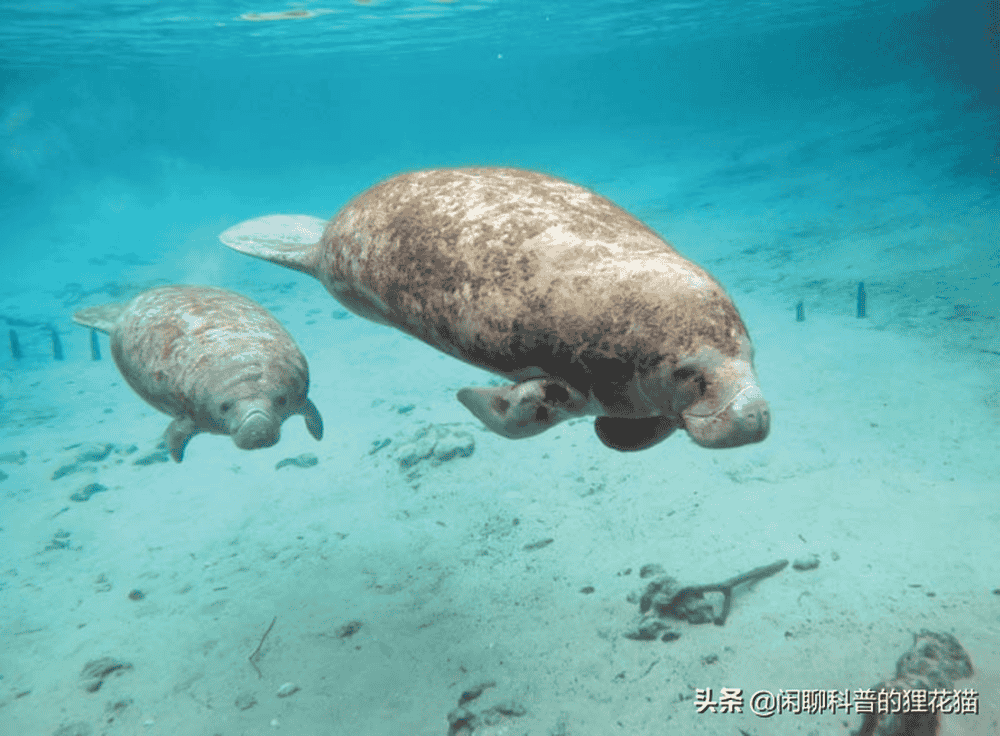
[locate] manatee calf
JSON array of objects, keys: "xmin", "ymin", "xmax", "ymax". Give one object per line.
[
  {"xmin": 73, "ymin": 285, "xmax": 323, "ymax": 462},
  {"xmin": 219, "ymin": 167, "xmax": 768, "ymax": 451}
]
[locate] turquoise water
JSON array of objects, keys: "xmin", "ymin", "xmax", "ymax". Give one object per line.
[
  {"xmin": 1, "ymin": 0, "xmax": 931, "ymax": 64},
  {"xmin": 1, "ymin": 2, "xmax": 996, "ymax": 735}
]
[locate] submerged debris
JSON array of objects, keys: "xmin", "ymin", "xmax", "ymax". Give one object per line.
[
  {"xmin": 80, "ymin": 657, "xmax": 133, "ymax": 693},
  {"xmin": 275, "ymin": 453, "xmax": 319, "ymax": 470},
  {"xmin": 855, "ymin": 631, "xmax": 973, "ymax": 736},
  {"xmin": 395, "ymin": 424, "xmax": 475, "ymax": 470},
  {"xmin": 625, "ymin": 558, "xmax": 789, "ymax": 640}
]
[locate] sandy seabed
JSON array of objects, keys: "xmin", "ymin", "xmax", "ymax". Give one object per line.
[{"xmin": 1, "ymin": 123, "xmax": 997, "ymax": 736}]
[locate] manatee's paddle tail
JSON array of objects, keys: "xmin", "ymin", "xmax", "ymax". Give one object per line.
[
  {"xmin": 218, "ymin": 215, "xmax": 326, "ymax": 275},
  {"xmin": 72, "ymin": 303, "xmax": 127, "ymax": 335}
]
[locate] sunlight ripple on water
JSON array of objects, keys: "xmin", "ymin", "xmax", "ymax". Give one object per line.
[{"xmin": 0, "ymin": 0, "xmax": 927, "ymax": 67}]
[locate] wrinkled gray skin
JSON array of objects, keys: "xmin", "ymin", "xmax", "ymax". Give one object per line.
[
  {"xmin": 73, "ymin": 286, "xmax": 323, "ymax": 462},
  {"xmin": 219, "ymin": 167, "xmax": 769, "ymax": 452}
]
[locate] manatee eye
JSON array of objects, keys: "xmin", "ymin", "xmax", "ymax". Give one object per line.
[
  {"xmin": 275, "ymin": 396, "xmax": 287, "ymax": 407},
  {"xmin": 220, "ymin": 402, "xmax": 232, "ymax": 413},
  {"xmin": 673, "ymin": 367, "xmax": 697, "ymax": 382},
  {"xmin": 673, "ymin": 368, "xmax": 708, "ymax": 396}
]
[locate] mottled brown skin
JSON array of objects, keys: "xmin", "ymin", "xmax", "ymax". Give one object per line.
[
  {"xmin": 325, "ymin": 168, "xmax": 743, "ymax": 384},
  {"xmin": 220, "ymin": 168, "xmax": 769, "ymax": 451},
  {"xmin": 73, "ymin": 286, "xmax": 322, "ymax": 462}
]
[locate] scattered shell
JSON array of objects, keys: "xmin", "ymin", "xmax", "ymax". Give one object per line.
[
  {"xmin": 0, "ymin": 450, "xmax": 27, "ymax": 465},
  {"xmin": 70, "ymin": 482, "xmax": 108, "ymax": 502},
  {"xmin": 336, "ymin": 620, "xmax": 363, "ymax": 639},
  {"xmin": 54, "ymin": 723, "xmax": 92, "ymax": 736},
  {"xmin": 80, "ymin": 656, "xmax": 133, "ymax": 693},
  {"xmin": 275, "ymin": 453, "xmax": 318, "ymax": 470},
  {"xmin": 235, "ymin": 692, "xmax": 257, "ymax": 710},
  {"xmin": 276, "ymin": 682, "xmax": 300, "ymax": 698},
  {"xmin": 396, "ymin": 424, "xmax": 475, "ymax": 470},
  {"xmin": 792, "ymin": 554, "xmax": 820, "ymax": 571}
]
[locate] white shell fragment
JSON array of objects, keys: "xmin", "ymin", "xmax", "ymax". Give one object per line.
[{"xmin": 276, "ymin": 682, "xmax": 300, "ymax": 698}]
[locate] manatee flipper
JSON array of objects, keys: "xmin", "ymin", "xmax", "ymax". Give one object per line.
[
  {"xmin": 164, "ymin": 416, "xmax": 200, "ymax": 463},
  {"xmin": 594, "ymin": 416, "xmax": 679, "ymax": 452},
  {"xmin": 457, "ymin": 378, "xmax": 589, "ymax": 439},
  {"xmin": 218, "ymin": 215, "xmax": 326, "ymax": 274},
  {"xmin": 72, "ymin": 303, "xmax": 127, "ymax": 335},
  {"xmin": 301, "ymin": 398, "xmax": 324, "ymax": 440}
]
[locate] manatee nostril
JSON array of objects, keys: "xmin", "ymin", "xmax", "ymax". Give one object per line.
[
  {"xmin": 743, "ymin": 401, "xmax": 771, "ymax": 439},
  {"xmin": 234, "ymin": 412, "xmax": 280, "ymax": 449}
]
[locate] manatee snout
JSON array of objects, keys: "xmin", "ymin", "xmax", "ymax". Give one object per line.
[
  {"xmin": 683, "ymin": 385, "xmax": 770, "ymax": 449},
  {"xmin": 233, "ymin": 408, "xmax": 281, "ymax": 450}
]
